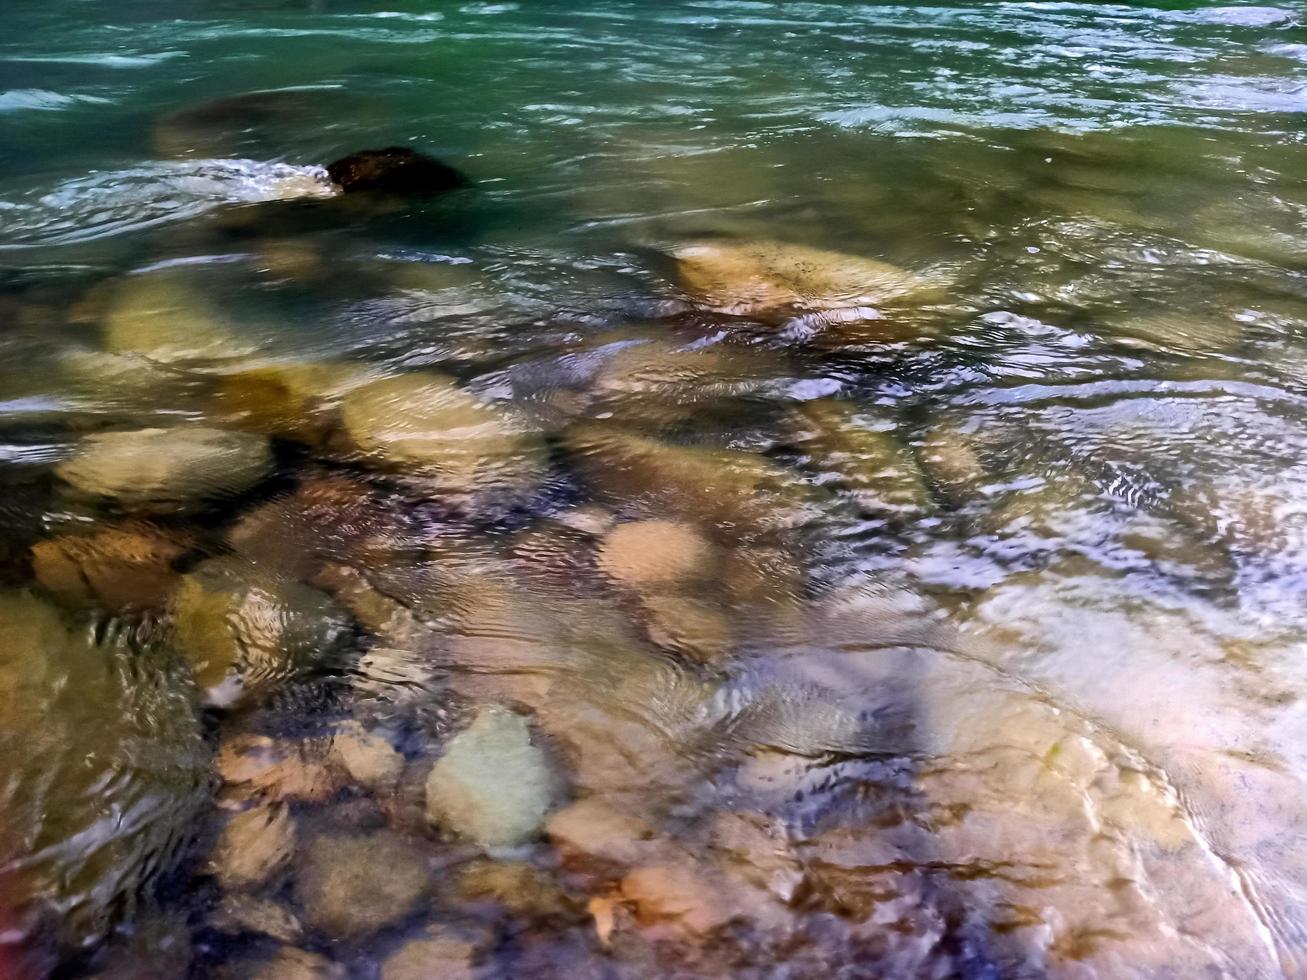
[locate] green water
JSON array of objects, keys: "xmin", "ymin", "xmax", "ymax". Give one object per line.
[{"xmin": 4, "ymin": 1, "xmax": 1307, "ymax": 977}]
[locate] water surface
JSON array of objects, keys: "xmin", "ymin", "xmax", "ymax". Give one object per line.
[{"xmin": 3, "ymin": 0, "xmax": 1307, "ymax": 977}]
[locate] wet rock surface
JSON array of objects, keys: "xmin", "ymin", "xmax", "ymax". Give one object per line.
[
  {"xmin": 326, "ymin": 147, "xmax": 466, "ymax": 196},
  {"xmin": 57, "ymin": 427, "xmax": 273, "ymax": 515},
  {"xmin": 426, "ymin": 706, "xmax": 563, "ymax": 849},
  {"xmin": 293, "ymin": 831, "xmax": 431, "ymax": 939}
]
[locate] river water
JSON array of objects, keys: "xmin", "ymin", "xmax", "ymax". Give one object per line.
[{"xmin": 4, "ymin": 1, "xmax": 1307, "ymax": 977}]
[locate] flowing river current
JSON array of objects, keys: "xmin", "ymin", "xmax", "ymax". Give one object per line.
[{"xmin": 5, "ymin": 0, "xmax": 1307, "ymax": 976}]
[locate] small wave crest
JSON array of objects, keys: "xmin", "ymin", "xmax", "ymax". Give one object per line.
[{"xmin": 0, "ymin": 159, "xmax": 335, "ymax": 249}]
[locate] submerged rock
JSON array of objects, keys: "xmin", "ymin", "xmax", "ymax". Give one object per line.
[
  {"xmin": 425, "ymin": 706, "xmax": 563, "ymax": 849},
  {"xmin": 173, "ymin": 558, "xmax": 351, "ymax": 708},
  {"xmin": 209, "ymin": 804, "xmax": 297, "ymax": 892},
  {"xmin": 341, "ymin": 373, "xmax": 544, "ymax": 492},
  {"xmin": 326, "ymin": 147, "xmax": 466, "ymax": 196},
  {"xmin": 0, "ymin": 593, "xmax": 209, "ymax": 949},
  {"xmin": 31, "ymin": 522, "xmax": 194, "ymax": 612},
  {"xmin": 210, "ymin": 360, "xmax": 375, "ymax": 445},
  {"xmin": 564, "ymin": 423, "xmax": 814, "ymax": 533},
  {"xmin": 216, "ymin": 733, "xmax": 344, "ymax": 804},
  {"xmin": 597, "ymin": 520, "xmax": 719, "ymax": 589},
  {"xmin": 329, "ymin": 722, "xmax": 404, "ymax": 795},
  {"xmin": 791, "ymin": 400, "xmax": 930, "ymax": 517},
  {"xmin": 100, "ymin": 270, "xmax": 250, "ymax": 364},
  {"xmin": 293, "ymin": 832, "xmax": 430, "ymax": 939},
  {"xmin": 380, "ymin": 926, "xmax": 484, "ymax": 980},
  {"xmin": 246, "ymin": 946, "xmax": 344, "ymax": 980},
  {"xmin": 671, "ymin": 238, "xmax": 934, "ymax": 320},
  {"xmin": 57, "ymin": 427, "xmax": 272, "ymax": 515},
  {"xmin": 211, "ymin": 894, "xmax": 304, "ymax": 944}
]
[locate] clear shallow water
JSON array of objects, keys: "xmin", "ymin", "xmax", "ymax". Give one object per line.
[{"xmin": 4, "ymin": 0, "xmax": 1307, "ymax": 977}]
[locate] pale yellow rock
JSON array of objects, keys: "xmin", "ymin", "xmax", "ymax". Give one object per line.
[
  {"xmin": 57, "ymin": 427, "xmax": 273, "ymax": 515},
  {"xmin": 597, "ymin": 520, "xmax": 718, "ymax": 588},
  {"xmin": 341, "ymin": 372, "xmax": 543, "ymax": 490},
  {"xmin": 210, "ymin": 804, "xmax": 297, "ymax": 891},
  {"xmin": 102, "ymin": 270, "xmax": 250, "ymax": 363},
  {"xmin": 672, "ymin": 238, "xmax": 933, "ymax": 319}
]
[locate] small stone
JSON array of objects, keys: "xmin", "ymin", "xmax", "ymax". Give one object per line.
[
  {"xmin": 620, "ymin": 863, "xmax": 737, "ymax": 935},
  {"xmin": 792, "ymin": 400, "xmax": 930, "ymax": 516},
  {"xmin": 173, "ymin": 558, "xmax": 351, "ymax": 708},
  {"xmin": 211, "ymin": 894, "xmax": 304, "ymax": 944},
  {"xmin": 545, "ymin": 797, "xmax": 658, "ymax": 868},
  {"xmin": 596, "ymin": 520, "xmax": 718, "ymax": 589},
  {"xmin": 640, "ymin": 595, "xmax": 732, "ymax": 664},
  {"xmin": 210, "ymin": 361, "xmax": 372, "ymax": 444},
  {"xmin": 553, "ymin": 505, "xmax": 615, "ymax": 537},
  {"xmin": 918, "ymin": 423, "xmax": 989, "ymax": 500},
  {"xmin": 57, "ymin": 427, "xmax": 272, "ymax": 515},
  {"xmin": 425, "ymin": 706, "xmax": 563, "ymax": 849},
  {"xmin": 565, "ymin": 424, "xmax": 812, "ymax": 533},
  {"xmin": 216, "ymin": 734, "xmax": 345, "ymax": 804},
  {"xmin": 330, "ymin": 723, "xmax": 404, "ymax": 794},
  {"xmin": 380, "ymin": 927, "xmax": 482, "ymax": 980},
  {"xmin": 455, "ymin": 860, "xmax": 579, "ymax": 920},
  {"xmin": 248, "ymin": 947, "xmax": 343, "ymax": 980},
  {"xmin": 341, "ymin": 373, "xmax": 543, "ymax": 492},
  {"xmin": 671, "ymin": 238, "xmax": 934, "ymax": 320},
  {"xmin": 294, "ymin": 832, "xmax": 430, "ymax": 939},
  {"xmin": 210, "ymin": 804, "xmax": 297, "ymax": 891},
  {"xmin": 31, "ymin": 522, "xmax": 192, "ymax": 612},
  {"xmin": 101, "ymin": 270, "xmax": 250, "ymax": 363},
  {"xmin": 326, "ymin": 147, "xmax": 466, "ymax": 196}
]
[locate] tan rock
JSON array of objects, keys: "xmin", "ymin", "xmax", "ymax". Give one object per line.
[
  {"xmin": 211, "ymin": 894, "xmax": 304, "ymax": 943},
  {"xmin": 917, "ymin": 422, "xmax": 989, "ymax": 500},
  {"xmin": 545, "ymin": 797, "xmax": 658, "ymax": 868},
  {"xmin": 210, "ymin": 361, "xmax": 372, "ymax": 444},
  {"xmin": 341, "ymin": 373, "xmax": 543, "ymax": 490},
  {"xmin": 330, "ymin": 723, "xmax": 404, "ymax": 794},
  {"xmin": 216, "ymin": 733, "xmax": 344, "ymax": 804},
  {"xmin": 640, "ymin": 595, "xmax": 732, "ymax": 664},
  {"xmin": 248, "ymin": 947, "xmax": 343, "ymax": 980},
  {"xmin": 32, "ymin": 522, "xmax": 192, "ymax": 612},
  {"xmin": 210, "ymin": 804, "xmax": 297, "ymax": 891},
  {"xmin": 597, "ymin": 520, "xmax": 718, "ymax": 588},
  {"xmin": 381, "ymin": 927, "xmax": 482, "ymax": 980},
  {"xmin": 564, "ymin": 424, "xmax": 813, "ymax": 533},
  {"xmin": 455, "ymin": 860, "xmax": 578, "ymax": 920},
  {"xmin": 294, "ymin": 832, "xmax": 430, "ymax": 939},
  {"xmin": 57, "ymin": 427, "xmax": 272, "ymax": 515},
  {"xmin": 620, "ymin": 863, "xmax": 737, "ymax": 935},
  {"xmin": 671, "ymin": 238, "xmax": 933, "ymax": 319}
]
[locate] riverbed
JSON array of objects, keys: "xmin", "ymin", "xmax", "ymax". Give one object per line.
[{"xmin": 3, "ymin": 1, "xmax": 1307, "ymax": 977}]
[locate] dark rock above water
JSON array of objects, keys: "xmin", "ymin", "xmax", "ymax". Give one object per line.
[{"xmin": 325, "ymin": 147, "xmax": 466, "ymax": 196}]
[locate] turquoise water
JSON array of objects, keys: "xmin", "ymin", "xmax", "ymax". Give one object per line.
[{"xmin": 5, "ymin": 1, "xmax": 1307, "ymax": 977}]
